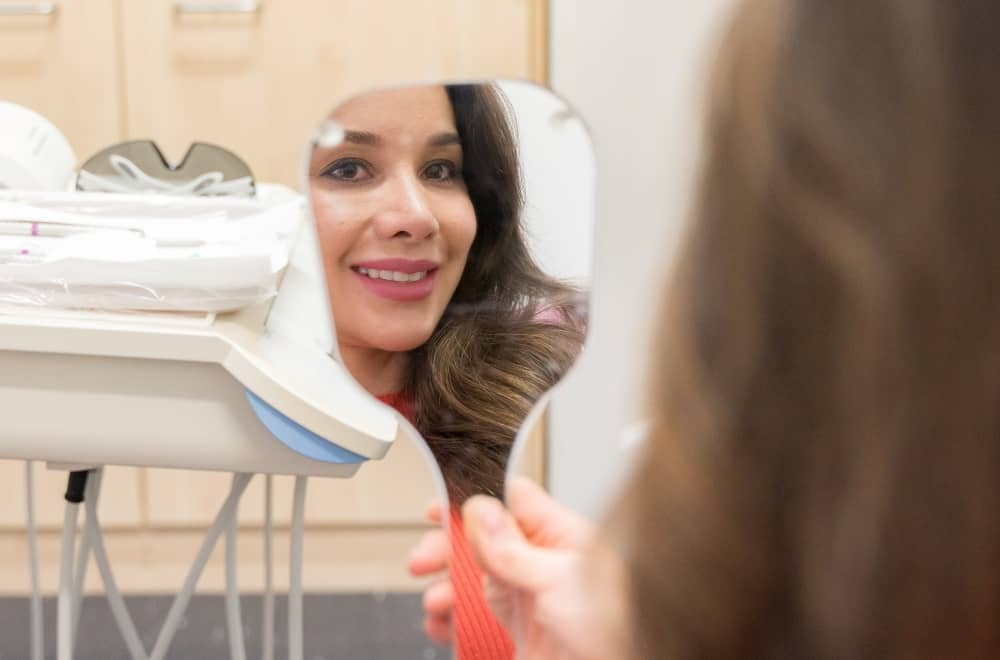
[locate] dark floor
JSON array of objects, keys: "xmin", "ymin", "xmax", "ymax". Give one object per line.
[{"xmin": 0, "ymin": 593, "xmax": 452, "ymax": 660}]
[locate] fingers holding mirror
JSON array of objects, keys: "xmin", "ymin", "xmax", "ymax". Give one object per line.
[{"xmin": 306, "ymin": 79, "xmax": 595, "ymax": 655}]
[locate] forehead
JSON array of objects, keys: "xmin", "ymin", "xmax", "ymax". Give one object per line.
[{"xmin": 331, "ymin": 86, "xmax": 457, "ymax": 137}]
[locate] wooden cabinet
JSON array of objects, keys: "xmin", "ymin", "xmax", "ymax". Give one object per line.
[
  {"xmin": 0, "ymin": 0, "xmax": 122, "ymax": 162},
  {"xmin": 0, "ymin": 461, "xmax": 143, "ymax": 530},
  {"xmin": 120, "ymin": 0, "xmax": 547, "ymax": 188},
  {"xmin": 117, "ymin": 0, "xmax": 548, "ymax": 531},
  {"xmin": 143, "ymin": 429, "xmax": 439, "ymax": 528},
  {"xmin": 0, "ymin": 0, "xmax": 547, "ymax": 592},
  {"xmin": 1, "ymin": 0, "xmax": 546, "ymax": 180}
]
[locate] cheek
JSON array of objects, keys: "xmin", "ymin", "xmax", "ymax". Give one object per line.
[
  {"xmin": 311, "ymin": 192, "xmax": 366, "ymax": 268},
  {"xmin": 311, "ymin": 193, "xmax": 368, "ymax": 321},
  {"xmin": 441, "ymin": 196, "xmax": 477, "ymax": 259}
]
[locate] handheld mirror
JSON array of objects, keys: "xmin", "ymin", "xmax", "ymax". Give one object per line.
[{"xmin": 305, "ymin": 80, "xmax": 595, "ymax": 655}]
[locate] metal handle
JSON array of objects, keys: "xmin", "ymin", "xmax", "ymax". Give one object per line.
[
  {"xmin": 0, "ymin": 2, "xmax": 59, "ymax": 15},
  {"xmin": 174, "ymin": 0, "xmax": 260, "ymax": 14}
]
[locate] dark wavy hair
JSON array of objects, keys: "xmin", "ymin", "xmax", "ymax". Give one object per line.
[{"xmin": 403, "ymin": 84, "xmax": 586, "ymax": 502}]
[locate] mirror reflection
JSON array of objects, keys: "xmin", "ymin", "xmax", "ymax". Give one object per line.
[
  {"xmin": 308, "ymin": 81, "xmax": 592, "ymax": 504},
  {"xmin": 307, "ymin": 80, "xmax": 594, "ymax": 656}
]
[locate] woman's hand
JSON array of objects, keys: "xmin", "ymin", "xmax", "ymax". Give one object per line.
[
  {"xmin": 462, "ymin": 476, "xmax": 622, "ymax": 660},
  {"xmin": 408, "ymin": 502, "xmax": 454, "ymax": 645}
]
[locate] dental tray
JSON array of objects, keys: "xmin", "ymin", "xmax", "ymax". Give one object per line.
[
  {"xmin": 0, "ymin": 205, "xmax": 401, "ymax": 476},
  {"xmin": 0, "ymin": 185, "xmax": 302, "ymax": 313}
]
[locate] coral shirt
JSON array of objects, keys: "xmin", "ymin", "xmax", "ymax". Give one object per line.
[{"xmin": 377, "ymin": 392, "xmax": 515, "ymax": 659}]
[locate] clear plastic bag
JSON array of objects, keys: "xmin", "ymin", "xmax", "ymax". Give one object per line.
[{"xmin": 0, "ymin": 184, "xmax": 303, "ymax": 313}]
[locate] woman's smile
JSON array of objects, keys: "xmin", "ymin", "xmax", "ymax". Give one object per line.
[{"xmin": 350, "ymin": 258, "xmax": 440, "ymax": 301}]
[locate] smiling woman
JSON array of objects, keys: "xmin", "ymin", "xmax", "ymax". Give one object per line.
[
  {"xmin": 309, "ymin": 83, "xmax": 585, "ymax": 503},
  {"xmin": 307, "ymin": 81, "xmax": 591, "ymax": 659},
  {"xmin": 309, "ymin": 86, "xmax": 478, "ymax": 395}
]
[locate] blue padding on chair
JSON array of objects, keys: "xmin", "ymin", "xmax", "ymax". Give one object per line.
[{"xmin": 245, "ymin": 389, "xmax": 367, "ymax": 464}]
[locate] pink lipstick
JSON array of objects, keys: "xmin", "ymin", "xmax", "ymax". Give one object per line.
[{"xmin": 350, "ymin": 258, "xmax": 439, "ymax": 302}]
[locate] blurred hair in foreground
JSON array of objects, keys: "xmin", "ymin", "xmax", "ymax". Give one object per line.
[{"xmin": 611, "ymin": 1, "xmax": 1000, "ymax": 658}]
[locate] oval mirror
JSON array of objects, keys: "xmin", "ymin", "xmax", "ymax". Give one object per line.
[{"xmin": 305, "ymin": 79, "xmax": 594, "ymax": 656}]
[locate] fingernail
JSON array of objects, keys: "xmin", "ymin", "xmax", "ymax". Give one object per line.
[{"xmin": 479, "ymin": 502, "xmax": 508, "ymax": 538}]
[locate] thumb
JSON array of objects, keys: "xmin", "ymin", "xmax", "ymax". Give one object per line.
[
  {"xmin": 462, "ymin": 495, "xmax": 569, "ymax": 592},
  {"xmin": 506, "ymin": 476, "xmax": 594, "ymax": 548}
]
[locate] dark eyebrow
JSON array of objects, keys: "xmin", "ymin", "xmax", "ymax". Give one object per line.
[
  {"xmin": 342, "ymin": 130, "xmax": 381, "ymax": 146},
  {"xmin": 428, "ymin": 132, "xmax": 461, "ymax": 147},
  {"xmin": 339, "ymin": 130, "xmax": 459, "ymax": 148}
]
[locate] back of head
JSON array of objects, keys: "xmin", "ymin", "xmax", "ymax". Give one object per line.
[{"xmin": 613, "ymin": 0, "xmax": 1000, "ymax": 657}]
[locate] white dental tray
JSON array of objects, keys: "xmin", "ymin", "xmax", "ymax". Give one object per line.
[{"xmin": 0, "ymin": 187, "xmax": 401, "ymax": 478}]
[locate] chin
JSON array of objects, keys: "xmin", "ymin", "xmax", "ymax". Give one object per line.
[{"xmin": 371, "ymin": 327, "xmax": 436, "ymax": 353}]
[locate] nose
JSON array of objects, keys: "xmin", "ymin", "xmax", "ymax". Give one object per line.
[{"xmin": 372, "ymin": 171, "xmax": 438, "ymax": 241}]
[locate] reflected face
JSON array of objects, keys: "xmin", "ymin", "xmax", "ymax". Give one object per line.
[{"xmin": 310, "ymin": 86, "xmax": 476, "ymax": 355}]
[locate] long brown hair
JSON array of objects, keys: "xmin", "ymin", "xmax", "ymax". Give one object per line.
[
  {"xmin": 406, "ymin": 84, "xmax": 585, "ymax": 502},
  {"xmin": 614, "ymin": 0, "xmax": 1000, "ymax": 657}
]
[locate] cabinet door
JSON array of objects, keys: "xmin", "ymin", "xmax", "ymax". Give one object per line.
[
  {"xmin": 122, "ymin": 0, "xmax": 548, "ymax": 529},
  {"xmin": 0, "ymin": 0, "xmax": 123, "ymax": 163},
  {"xmin": 120, "ymin": 0, "xmax": 547, "ymax": 188},
  {"xmin": 0, "ymin": 460, "xmax": 143, "ymax": 530},
  {"xmin": 144, "ymin": 427, "xmax": 438, "ymax": 528}
]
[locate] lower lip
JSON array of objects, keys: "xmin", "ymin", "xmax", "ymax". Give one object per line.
[{"xmin": 353, "ymin": 269, "xmax": 437, "ymax": 302}]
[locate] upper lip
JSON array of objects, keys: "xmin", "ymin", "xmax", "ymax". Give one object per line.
[{"xmin": 351, "ymin": 258, "xmax": 439, "ymax": 273}]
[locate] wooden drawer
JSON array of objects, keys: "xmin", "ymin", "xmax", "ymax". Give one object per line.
[
  {"xmin": 0, "ymin": 460, "xmax": 142, "ymax": 530},
  {"xmin": 120, "ymin": 0, "xmax": 547, "ymax": 188},
  {"xmin": 0, "ymin": 0, "xmax": 123, "ymax": 162}
]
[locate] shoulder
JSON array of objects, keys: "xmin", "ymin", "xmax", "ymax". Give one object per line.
[{"xmin": 376, "ymin": 391, "xmax": 415, "ymax": 423}]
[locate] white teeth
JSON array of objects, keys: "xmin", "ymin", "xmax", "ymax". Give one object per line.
[{"xmin": 355, "ymin": 267, "xmax": 427, "ymax": 282}]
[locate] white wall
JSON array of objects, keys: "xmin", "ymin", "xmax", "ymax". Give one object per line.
[
  {"xmin": 499, "ymin": 80, "xmax": 594, "ymax": 285},
  {"xmin": 546, "ymin": 0, "xmax": 735, "ymax": 516}
]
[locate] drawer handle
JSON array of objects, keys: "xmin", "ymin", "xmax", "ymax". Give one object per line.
[
  {"xmin": 0, "ymin": 2, "xmax": 59, "ymax": 15},
  {"xmin": 174, "ymin": 0, "xmax": 260, "ymax": 14}
]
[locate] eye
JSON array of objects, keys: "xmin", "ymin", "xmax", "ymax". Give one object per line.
[
  {"xmin": 321, "ymin": 158, "xmax": 373, "ymax": 182},
  {"xmin": 422, "ymin": 160, "xmax": 461, "ymax": 183}
]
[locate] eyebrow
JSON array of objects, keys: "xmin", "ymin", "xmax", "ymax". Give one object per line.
[
  {"xmin": 339, "ymin": 130, "xmax": 461, "ymax": 148},
  {"xmin": 428, "ymin": 132, "xmax": 461, "ymax": 147},
  {"xmin": 342, "ymin": 130, "xmax": 381, "ymax": 146}
]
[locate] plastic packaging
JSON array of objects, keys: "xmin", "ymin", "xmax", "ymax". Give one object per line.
[{"xmin": 0, "ymin": 184, "xmax": 303, "ymax": 313}]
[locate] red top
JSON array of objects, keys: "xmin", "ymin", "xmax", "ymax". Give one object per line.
[{"xmin": 377, "ymin": 392, "xmax": 515, "ymax": 659}]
